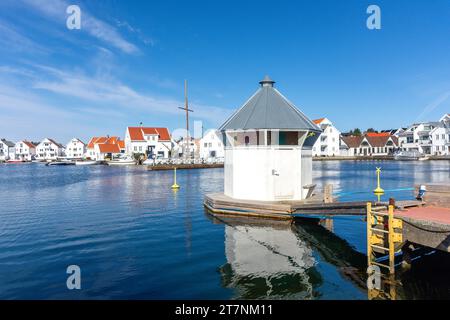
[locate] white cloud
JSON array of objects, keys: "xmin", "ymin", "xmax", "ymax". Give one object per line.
[
  {"xmin": 0, "ymin": 21, "xmax": 49, "ymax": 54},
  {"xmin": 20, "ymin": 0, "xmax": 139, "ymax": 54},
  {"xmin": 29, "ymin": 64, "xmax": 230, "ymax": 125}
]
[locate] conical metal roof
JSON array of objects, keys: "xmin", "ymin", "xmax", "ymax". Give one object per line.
[{"xmin": 219, "ymin": 76, "xmax": 321, "ymax": 131}]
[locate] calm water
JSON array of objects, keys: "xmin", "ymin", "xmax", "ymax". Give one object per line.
[{"xmin": 0, "ymin": 161, "xmax": 449, "ymax": 300}]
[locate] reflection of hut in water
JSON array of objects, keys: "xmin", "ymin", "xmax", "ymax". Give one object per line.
[
  {"xmin": 218, "ymin": 219, "xmax": 320, "ymax": 299},
  {"xmin": 208, "ymin": 212, "xmax": 370, "ymax": 299}
]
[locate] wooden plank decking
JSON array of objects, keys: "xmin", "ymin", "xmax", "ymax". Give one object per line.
[{"xmin": 204, "ymin": 192, "xmax": 387, "ymax": 219}]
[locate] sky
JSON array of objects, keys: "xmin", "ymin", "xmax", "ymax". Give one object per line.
[{"xmin": 1, "ymin": 0, "xmax": 450, "ymax": 143}]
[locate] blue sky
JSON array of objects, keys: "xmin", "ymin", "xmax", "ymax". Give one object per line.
[{"xmin": 1, "ymin": 0, "xmax": 450, "ymax": 143}]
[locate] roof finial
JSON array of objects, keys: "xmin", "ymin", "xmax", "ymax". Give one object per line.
[{"xmin": 259, "ymin": 75, "xmax": 275, "ymax": 87}]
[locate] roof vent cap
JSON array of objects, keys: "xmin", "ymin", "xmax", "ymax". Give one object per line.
[{"xmin": 259, "ymin": 75, "xmax": 275, "ymax": 87}]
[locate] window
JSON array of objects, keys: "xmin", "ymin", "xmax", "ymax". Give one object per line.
[{"xmin": 279, "ymin": 131, "xmax": 299, "ymax": 146}]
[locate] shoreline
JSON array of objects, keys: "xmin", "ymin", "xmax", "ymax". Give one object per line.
[{"xmin": 312, "ymin": 156, "xmax": 450, "ymax": 161}]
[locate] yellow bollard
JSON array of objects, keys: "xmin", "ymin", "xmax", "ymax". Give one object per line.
[
  {"xmin": 171, "ymin": 168, "xmax": 180, "ymax": 190},
  {"xmin": 373, "ymin": 167, "xmax": 384, "ymax": 194}
]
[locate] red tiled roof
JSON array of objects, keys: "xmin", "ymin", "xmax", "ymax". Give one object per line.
[
  {"xmin": 366, "ymin": 132, "xmax": 390, "ymax": 137},
  {"xmin": 117, "ymin": 140, "xmax": 125, "ymax": 149},
  {"xmin": 313, "ymin": 118, "xmax": 325, "ymax": 124},
  {"xmin": 97, "ymin": 143, "xmax": 121, "ymax": 153},
  {"xmin": 87, "ymin": 136, "xmax": 120, "ymax": 149},
  {"xmin": 22, "ymin": 140, "xmax": 36, "ymax": 148},
  {"xmin": 127, "ymin": 127, "xmax": 171, "ymax": 141}
]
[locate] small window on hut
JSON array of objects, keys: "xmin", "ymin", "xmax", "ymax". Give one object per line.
[{"xmin": 279, "ymin": 131, "xmax": 299, "ymax": 145}]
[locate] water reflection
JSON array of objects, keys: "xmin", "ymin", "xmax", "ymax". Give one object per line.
[
  {"xmin": 207, "ymin": 214, "xmax": 368, "ymax": 299},
  {"xmin": 216, "ymin": 217, "xmax": 317, "ymax": 299}
]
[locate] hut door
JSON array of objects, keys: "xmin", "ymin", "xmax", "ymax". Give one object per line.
[{"xmin": 274, "ymin": 150, "xmax": 294, "ymax": 199}]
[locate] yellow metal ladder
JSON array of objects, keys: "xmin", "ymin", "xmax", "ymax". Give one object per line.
[{"xmin": 367, "ymin": 203, "xmax": 403, "ymax": 299}]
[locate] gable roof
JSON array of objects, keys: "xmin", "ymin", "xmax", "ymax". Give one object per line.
[
  {"xmin": 219, "ymin": 76, "xmax": 321, "ymax": 132},
  {"xmin": 46, "ymin": 138, "xmax": 64, "ymax": 148},
  {"xmin": 97, "ymin": 143, "xmax": 121, "ymax": 154},
  {"xmin": 127, "ymin": 127, "xmax": 171, "ymax": 141},
  {"xmin": 341, "ymin": 134, "xmax": 398, "ymax": 148},
  {"xmin": 341, "ymin": 136, "xmax": 363, "ymax": 148},
  {"xmin": 87, "ymin": 136, "xmax": 120, "ymax": 149},
  {"xmin": 68, "ymin": 138, "xmax": 85, "ymax": 145},
  {"xmin": 17, "ymin": 140, "xmax": 36, "ymax": 149},
  {"xmin": 313, "ymin": 118, "xmax": 326, "ymax": 125},
  {"xmin": 1, "ymin": 139, "xmax": 15, "ymax": 147}
]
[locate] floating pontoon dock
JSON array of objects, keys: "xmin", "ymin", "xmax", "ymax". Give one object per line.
[{"xmin": 204, "ymin": 191, "xmax": 404, "ymax": 220}]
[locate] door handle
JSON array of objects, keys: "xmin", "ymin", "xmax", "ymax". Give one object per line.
[{"xmin": 272, "ymin": 169, "xmax": 279, "ymax": 176}]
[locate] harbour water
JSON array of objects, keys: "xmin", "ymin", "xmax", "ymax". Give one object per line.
[{"xmin": 0, "ymin": 161, "xmax": 449, "ymax": 299}]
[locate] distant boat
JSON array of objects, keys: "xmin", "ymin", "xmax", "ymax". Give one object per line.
[
  {"xmin": 394, "ymin": 150, "xmax": 424, "ymax": 161},
  {"xmin": 75, "ymin": 160, "xmax": 99, "ymax": 166},
  {"xmin": 6, "ymin": 159, "xmax": 25, "ymax": 164},
  {"xmin": 142, "ymin": 158, "xmax": 154, "ymax": 165},
  {"xmin": 107, "ymin": 157, "xmax": 136, "ymax": 166},
  {"xmin": 46, "ymin": 160, "xmax": 75, "ymax": 166}
]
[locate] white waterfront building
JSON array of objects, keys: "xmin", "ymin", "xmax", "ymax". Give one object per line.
[
  {"xmin": 15, "ymin": 140, "xmax": 36, "ymax": 161},
  {"xmin": 219, "ymin": 76, "xmax": 321, "ymax": 201},
  {"xmin": 340, "ymin": 133, "xmax": 398, "ymax": 157},
  {"xmin": 35, "ymin": 138, "xmax": 65, "ymax": 161},
  {"xmin": 125, "ymin": 127, "xmax": 172, "ymax": 159},
  {"xmin": 398, "ymin": 115, "xmax": 450, "ymax": 155},
  {"xmin": 0, "ymin": 139, "xmax": 15, "ymax": 161},
  {"xmin": 173, "ymin": 136, "xmax": 199, "ymax": 159},
  {"xmin": 311, "ymin": 118, "xmax": 340, "ymax": 157},
  {"xmin": 65, "ymin": 138, "xmax": 86, "ymax": 159},
  {"xmin": 199, "ymin": 130, "xmax": 224, "ymax": 160}
]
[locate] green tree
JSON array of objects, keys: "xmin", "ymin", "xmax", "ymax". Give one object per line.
[{"xmin": 353, "ymin": 128, "xmax": 362, "ymax": 136}]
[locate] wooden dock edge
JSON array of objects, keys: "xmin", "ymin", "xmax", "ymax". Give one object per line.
[{"xmin": 204, "ymin": 201, "xmax": 293, "ymax": 220}]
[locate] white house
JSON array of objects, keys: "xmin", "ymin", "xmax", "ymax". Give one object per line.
[
  {"xmin": 0, "ymin": 139, "xmax": 15, "ymax": 161},
  {"xmin": 85, "ymin": 136, "xmax": 123, "ymax": 160},
  {"xmin": 340, "ymin": 133, "xmax": 398, "ymax": 157},
  {"xmin": 199, "ymin": 130, "xmax": 225, "ymax": 160},
  {"xmin": 173, "ymin": 137, "xmax": 199, "ymax": 159},
  {"xmin": 430, "ymin": 126, "xmax": 449, "ymax": 155},
  {"xmin": 125, "ymin": 127, "xmax": 172, "ymax": 159},
  {"xmin": 398, "ymin": 121, "xmax": 446, "ymax": 155},
  {"xmin": 35, "ymin": 138, "xmax": 65, "ymax": 161},
  {"xmin": 219, "ymin": 76, "xmax": 321, "ymax": 201},
  {"xmin": 65, "ymin": 138, "xmax": 86, "ymax": 159},
  {"xmin": 15, "ymin": 140, "xmax": 36, "ymax": 161},
  {"xmin": 312, "ymin": 118, "xmax": 340, "ymax": 157},
  {"xmin": 94, "ymin": 143, "xmax": 122, "ymax": 161}
]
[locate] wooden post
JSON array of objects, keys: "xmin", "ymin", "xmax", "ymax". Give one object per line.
[
  {"xmin": 324, "ymin": 184, "xmax": 333, "ymax": 203},
  {"xmin": 366, "ymin": 202, "xmax": 373, "ymax": 269},
  {"xmin": 388, "ymin": 205, "xmax": 395, "ymax": 275}
]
